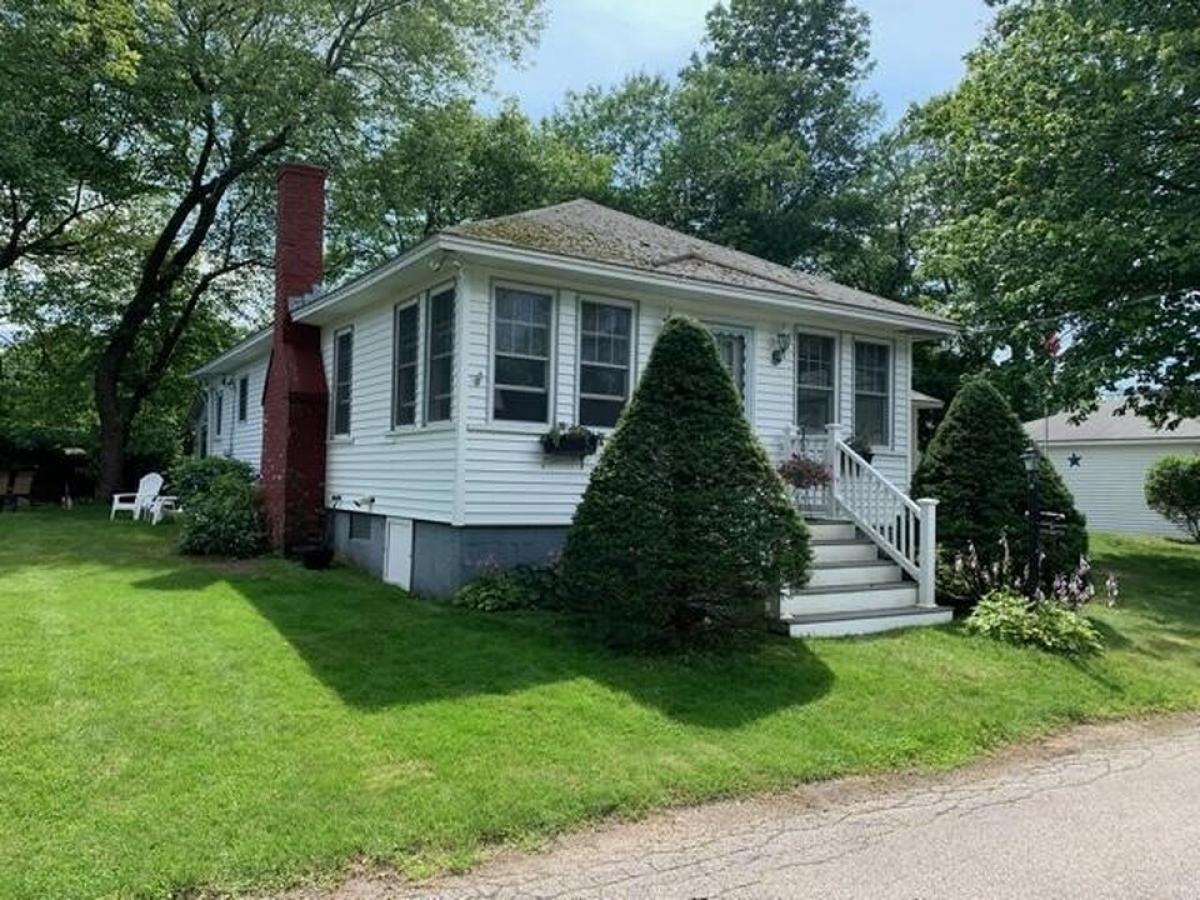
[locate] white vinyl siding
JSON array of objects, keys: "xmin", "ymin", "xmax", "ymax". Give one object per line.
[
  {"xmin": 204, "ymin": 357, "xmax": 267, "ymax": 470},
  {"xmin": 1043, "ymin": 441, "xmax": 1200, "ymax": 536},
  {"xmin": 321, "ymin": 288, "xmax": 459, "ymax": 524}
]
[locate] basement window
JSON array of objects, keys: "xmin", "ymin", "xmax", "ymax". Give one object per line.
[
  {"xmin": 332, "ymin": 327, "xmax": 353, "ymax": 436},
  {"xmin": 348, "ymin": 513, "xmax": 372, "ymax": 541}
]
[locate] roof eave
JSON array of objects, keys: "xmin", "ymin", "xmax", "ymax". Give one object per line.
[{"xmin": 440, "ymin": 234, "xmax": 958, "ymax": 336}]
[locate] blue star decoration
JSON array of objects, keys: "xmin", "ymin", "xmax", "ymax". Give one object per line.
[{"xmin": 1068, "ymin": 453, "xmax": 1082, "ymax": 467}]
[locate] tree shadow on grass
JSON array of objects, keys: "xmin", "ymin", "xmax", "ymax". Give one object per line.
[{"xmin": 133, "ymin": 564, "xmax": 834, "ymax": 729}]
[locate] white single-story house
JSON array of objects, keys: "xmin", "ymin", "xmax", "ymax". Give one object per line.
[
  {"xmin": 192, "ymin": 164, "xmax": 956, "ymax": 636},
  {"xmin": 1025, "ymin": 401, "xmax": 1200, "ymax": 537}
]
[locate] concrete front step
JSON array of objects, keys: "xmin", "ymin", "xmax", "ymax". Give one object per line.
[
  {"xmin": 806, "ymin": 519, "xmax": 857, "ymax": 542},
  {"xmin": 774, "ymin": 605, "xmax": 954, "ymax": 638},
  {"xmin": 807, "ymin": 559, "xmax": 904, "ymax": 588},
  {"xmin": 810, "ymin": 538, "xmax": 879, "ymax": 564},
  {"xmin": 782, "ymin": 580, "xmax": 918, "ymax": 616}
]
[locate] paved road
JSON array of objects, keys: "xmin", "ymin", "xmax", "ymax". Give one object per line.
[{"xmin": 289, "ymin": 715, "xmax": 1200, "ymax": 900}]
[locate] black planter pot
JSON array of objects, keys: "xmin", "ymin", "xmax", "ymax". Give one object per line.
[
  {"xmin": 540, "ymin": 432, "xmax": 599, "ymax": 457},
  {"xmin": 293, "ymin": 543, "xmax": 334, "ymax": 570}
]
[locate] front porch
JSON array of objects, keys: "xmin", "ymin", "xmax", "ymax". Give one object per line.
[{"xmin": 778, "ymin": 424, "xmax": 953, "ymax": 637}]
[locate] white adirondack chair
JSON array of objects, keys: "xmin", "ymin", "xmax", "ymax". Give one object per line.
[{"xmin": 111, "ymin": 472, "xmax": 164, "ymax": 521}]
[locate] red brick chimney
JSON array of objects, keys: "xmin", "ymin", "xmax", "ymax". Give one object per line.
[{"xmin": 261, "ymin": 163, "xmax": 329, "ymax": 551}]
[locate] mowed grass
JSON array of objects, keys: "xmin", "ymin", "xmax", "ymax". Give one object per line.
[{"xmin": 2, "ymin": 510, "xmax": 1199, "ymax": 898}]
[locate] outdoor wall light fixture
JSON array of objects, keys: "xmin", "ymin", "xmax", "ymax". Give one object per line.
[{"xmin": 771, "ymin": 331, "xmax": 792, "ymax": 365}]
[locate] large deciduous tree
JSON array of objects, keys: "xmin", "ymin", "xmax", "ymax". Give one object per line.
[
  {"xmin": 2, "ymin": 0, "xmax": 542, "ymax": 494},
  {"xmin": 550, "ymin": 0, "xmax": 882, "ymax": 282},
  {"xmin": 919, "ymin": 0, "xmax": 1200, "ymax": 426}
]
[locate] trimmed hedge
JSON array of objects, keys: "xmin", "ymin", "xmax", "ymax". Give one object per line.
[
  {"xmin": 912, "ymin": 378, "xmax": 1087, "ymax": 603},
  {"xmin": 559, "ymin": 314, "xmax": 811, "ymax": 652},
  {"xmin": 170, "ymin": 456, "xmax": 256, "ymax": 505}
]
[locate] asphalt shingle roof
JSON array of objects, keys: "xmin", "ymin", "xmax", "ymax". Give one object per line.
[
  {"xmin": 447, "ymin": 199, "xmax": 951, "ymax": 327},
  {"xmin": 1024, "ymin": 399, "xmax": 1200, "ymax": 443}
]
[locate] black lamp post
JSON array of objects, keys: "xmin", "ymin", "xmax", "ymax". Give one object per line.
[{"xmin": 1021, "ymin": 446, "xmax": 1042, "ymax": 599}]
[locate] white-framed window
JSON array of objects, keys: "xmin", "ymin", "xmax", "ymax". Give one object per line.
[
  {"xmin": 708, "ymin": 324, "xmax": 752, "ymax": 402},
  {"xmin": 214, "ymin": 389, "xmax": 223, "ymax": 436},
  {"xmin": 492, "ymin": 283, "xmax": 554, "ymax": 423},
  {"xmin": 426, "ymin": 285, "xmax": 455, "ymax": 422},
  {"xmin": 854, "ymin": 340, "xmax": 891, "ymax": 446},
  {"xmin": 578, "ymin": 298, "xmax": 633, "ymax": 428},
  {"xmin": 795, "ymin": 332, "xmax": 836, "ymax": 433},
  {"xmin": 332, "ymin": 327, "xmax": 353, "ymax": 436},
  {"xmin": 237, "ymin": 375, "xmax": 249, "ymax": 422},
  {"xmin": 392, "ymin": 298, "xmax": 420, "ymax": 428}
]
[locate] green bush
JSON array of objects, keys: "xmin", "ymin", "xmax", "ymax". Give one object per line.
[
  {"xmin": 559, "ymin": 315, "xmax": 811, "ymax": 653},
  {"xmin": 170, "ymin": 456, "xmax": 255, "ymax": 505},
  {"xmin": 913, "ymin": 378, "xmax": 1087, "ymax": 603},
  {"xmin": 1145, "ymin": 454, "xmax": 1200, "ymax": 541},
  {"xmin": 453, "ymin": 562, "xmax": 558, "ymax": 612},
  {"xmin": 965, "ymin": 589, "xmax": 1103, "ymax": 656},
  {"xmin": 178, "ymin": 473, "xmax": 266, "ymax": 558}
]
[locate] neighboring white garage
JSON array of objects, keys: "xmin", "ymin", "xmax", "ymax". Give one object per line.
[{"xmin": 1024, "ymin": 401, "xmax": 1200, "ymax": 537}]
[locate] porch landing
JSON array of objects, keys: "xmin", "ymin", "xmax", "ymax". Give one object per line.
[{"xmin": 774, "ymin": 519, "xmax": 953, "ymax": 638}]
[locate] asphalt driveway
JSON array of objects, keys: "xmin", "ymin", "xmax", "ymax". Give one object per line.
[{"xmin": 284, "ymin": 714, "xmax": 1200, "ymax": 899}]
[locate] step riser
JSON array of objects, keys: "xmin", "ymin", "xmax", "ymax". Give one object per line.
[
  {"xmin": 808, "ymin": 565, "xmax": 903, "ymax": 588},
  {"xmin": 806, "ymin": 522, "xmax": 856, "ymax": 542},
  {"xmin": 784, "ymin": 608, "xmax": 952, "ymax": 638},
  {"xmin": 812, "ymin": 543, "xmax": 879, "ymax": 564},
  {"xmin": 781, "ymin": 585, "xmax": 917, "ymax": 617}
]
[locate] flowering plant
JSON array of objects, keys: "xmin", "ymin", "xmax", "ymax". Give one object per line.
[{"xmin": 777, "ymin": 454, "xmax": 832, "ymax": 490}]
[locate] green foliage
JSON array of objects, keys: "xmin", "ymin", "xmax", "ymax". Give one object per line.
[
  {"xmin": 550, "ymin": 0, "xmax": 887, "ymax": 289},
  {"xmin": 170, "ymin": 456, "xmax": 255, "ymax": 505},
  {"xmin": 559, "ymin": 315, "xmax": 811, "ymax": 652},
  {"xmin": 453, "ymin": 562, "xmax": 559, "ymax": 612},
  {"xmin": 966, "ymin": 590, "xmax": 1103, "ymax": 656},
  {"xmin": 913, "ymin": 378, "xmax": 1087, "ymax": 602},
  {"xmin": 177, "ymin": 473, "xmax": 265, "ymax": 558},
  {"xmin": 1145, "ymin": 455, "xmax": 1200, "ymax": 541},
  {"xmin": 919, "ymin": 0, "xmax": 1200, "ymax": 424},
  {"xmin": 328, "ymin": 100, "xmax": 610, "ymax": 277}
]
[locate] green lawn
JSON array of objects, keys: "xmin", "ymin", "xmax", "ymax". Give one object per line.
[{"xmin": 2, "ymin": 510, "xmax": 1199, "ymax": 899}]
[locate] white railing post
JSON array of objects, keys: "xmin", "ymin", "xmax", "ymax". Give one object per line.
[
  {"xmin": 824, "ymin": 423, "xmax": 848, "ymax": 517},
  {"xmin": 917, "ymin": 497, "xmax": 939, "ymax": 607}
]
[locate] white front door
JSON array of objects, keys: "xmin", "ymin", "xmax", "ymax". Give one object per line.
[{"xmin": 384, "ymin": 518, "xmax": 413, "ymax": 590}]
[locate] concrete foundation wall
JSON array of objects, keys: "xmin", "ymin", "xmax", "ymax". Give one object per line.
[
  {"xmin": 329, "ymin": 509, "xmax": 387, "ymax": 577},
  {"xmin": 412, "ymin": 521, "xmax": 568, "ymax": 597}
]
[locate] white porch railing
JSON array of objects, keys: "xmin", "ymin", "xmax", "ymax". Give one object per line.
[{"xmin": 783, "ymin": 424, "xmax": 938, "ymax": 607}]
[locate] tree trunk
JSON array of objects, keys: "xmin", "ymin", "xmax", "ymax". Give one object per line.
[{"xmin": 96, "ymin": 412, "xmax": 128, "ymax": 499}]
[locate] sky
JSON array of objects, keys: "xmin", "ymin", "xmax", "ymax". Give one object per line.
[{"xmin": 488, "ymin": 0, "xmax": 996, "ymax": 125}]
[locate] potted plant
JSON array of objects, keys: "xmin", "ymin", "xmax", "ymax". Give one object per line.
[
  {"xmin": 540, "ymin": 423, "xmax": 601, "ymax": 457},
  {"xmin": 777, "ymin": 454, "xmax": 832, "ymax": 490}
]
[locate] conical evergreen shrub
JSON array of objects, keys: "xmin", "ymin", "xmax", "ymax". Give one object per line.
[
  {"xmin": 559, "ymin": 314, "xmax": 811, "ymax": 652},
  {"xmin": 912, "ymin": 377, "xmax": 1087, "ymax": 602}
]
